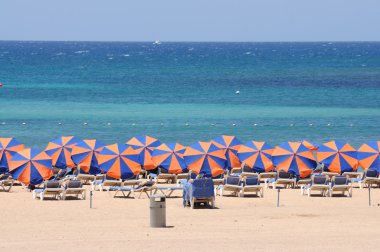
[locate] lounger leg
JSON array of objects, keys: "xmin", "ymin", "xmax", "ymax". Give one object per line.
[
  {"xmin": 307, "ymin": 188, "xmax": 310, "ymax": 197},
  {"xmin": 32, "ymin": 190, "xmax": 36, "ymax": 199},
  {"xmin": 40, "ymin": 192, "xmax": 44, "ymax": 201}
]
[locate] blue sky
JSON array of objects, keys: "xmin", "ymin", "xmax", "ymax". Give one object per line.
[{"xmin": 1, "ymin": 0, "xmax": 379, "ymax": 41}]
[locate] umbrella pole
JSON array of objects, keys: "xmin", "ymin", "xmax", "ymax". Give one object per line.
[
  {"xmin": 277, "ymin": 188, "xmax": 280, "ymax": 207},
  {"xmin": 368, "ymin": 186, "xmax": 371, "ymax": 206},
  {"xmin": 90, "ymin": 191, "xmax": 93, "ymax": 209}
]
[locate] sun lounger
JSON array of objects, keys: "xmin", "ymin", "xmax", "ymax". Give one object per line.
[
  {"xmin": 74, "ymin": 167, "xmax": 96, "ymax": 184},
  {"xmin": 321, "ymin": 171, "xmax": 340, "ymax": 180},
  {"xmin": 212, "ymin": 173, "xmax": 225, "ymax": 186},
  {"xmin": 295, "ymin": 175, "xmax": 312, "ymax": 189},
  {"xmin": 148, "ymin": 168, "xmax": 176, "ymax": 184},
  {"xmin": 330, "ymin": 176, "xmax": 352, "ymax": 197},
  {"xmin": 32, "ymin": 181, "xmax": 64, "ymax": 200},
  {"xmin": 239, "ymin": 174, "xmax": 263, "ymax": 197},
  {"xmin": 155, "ymin": 185, "xmax": 184, "ymax": 197},
  {"xmin": 91, "ymin": 175, "xmax": 122, "ymax": 191},
  {"xmin": 240, "ymin": 164, "xmax": 257, "ymax": 177},
  {"xmin": 270, "ymin": 171, "xmax": 295, "ymax": 189},
  {"xmin": 258, "ymin": 172, "xmax": 277, "ymax": 188},
  {"xmin": 303, "ymin": 174, "xmax": 330, "ymax": 197},
  {"xmin": 355, "ymin": 169, "xmax": 380, "ymax": 188},
  {"xmin": 183, "ymin": 179, "xmax": 215, "ymax": 208},
  {"xmin": 220, "ymin": 175, "xmax": 242, "ymax": 197},
  {"xmin": 110, "ymin": 180, "xmax": 156, "ymax": 199},
  {"xmin": 62, "ymin": 180, "xmax": 86, "ymax": 200},
  {"xmin": 176, "ymin": 172, "xmax": 189, "ymax": 181},
  {"xmin": 229, "ymin": 167, "xmax": 242, "ymax": 175},
  {"xmin": 0, "ymin": 174, "xmax": 14, "ymax": 192}
]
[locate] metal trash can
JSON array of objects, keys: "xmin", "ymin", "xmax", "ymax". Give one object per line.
[{"xmin": 150, "ymin": 194, "xmax": 166, "ymax": 228}]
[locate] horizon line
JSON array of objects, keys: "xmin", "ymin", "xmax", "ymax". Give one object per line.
[{"xmin": 1, "ymin": 39, "xmax": 380, "ymax": 43}]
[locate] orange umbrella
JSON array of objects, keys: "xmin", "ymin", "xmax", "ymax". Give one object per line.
[
  {"xmin": 9, "ymin": 148, "xmax": 53, "ymax": 185},
  {"xmin": 0, "ymin": 138, "xmax": 25, "ymax": 173}
]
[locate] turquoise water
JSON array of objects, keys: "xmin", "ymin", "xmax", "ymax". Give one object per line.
[{"xmin": 0, "ymin": 41, "xmax": 380, "ymax": 148}]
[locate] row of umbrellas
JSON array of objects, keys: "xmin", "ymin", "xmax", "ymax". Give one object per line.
[{"xmin": 1, "ymin": 136, "xmax": 380, "ymax": 185}]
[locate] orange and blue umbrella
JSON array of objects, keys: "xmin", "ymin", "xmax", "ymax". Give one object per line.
[
  {"xmin": 302, "ymin": 140, "xmax": 319, "ymax": 151},
  {"xmin": 272, "ymin": 142, "xmax": 317, "ymax": 178},
  {"xmin": 98, "ymin": 144, "xmax": 141, "ymax": 179},
  {"xmin": 71, "ymin": 139, "xmax": 105, "ymax": 175},
  {"xmin": 184, "ymin": 141, "xmax": 227, "ymax": 177},
  {"xmin": 0, "ymin": 138, "xmax": 25, "ymax": 173},
  {"xmin": 45, "ymin": 136, "xmax": 79, "ymax": 169},
  {"xmin": 9, "ymin": 148, "xmax": 53, "ymax": 185},
  {"xmin": 126, "ymin": 135, "xmax": 161, "ymax": 170},
  {"xmin": 237, "ymin": 141, "xmax": 274, "ymax": 173},
  {"xmin": 211, "ymin": 135, "xmax": 242, "ymax": 169},
  {"xmin": 152, "ymin": 143, "xmax": 187, "ymax": 174},
  {"xmin": 317, "ymin": 141, "xmax": 358, "ymax": 174},
  {"xmin": 358, "ymin": 141, "xmax": 380, "ymax": 172}
]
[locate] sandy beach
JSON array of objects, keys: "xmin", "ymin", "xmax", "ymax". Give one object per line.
[{"xmin": 1, "ymin": 185, "xmax": 379, "ymax": 252}]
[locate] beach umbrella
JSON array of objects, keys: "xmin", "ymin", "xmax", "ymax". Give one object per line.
[
  {"xmin": 9, "ymin": 148, "xmax": 53, "ymax": 185},
  {"xmin": 98, "ymin": 144, "xmax": 141, "ymax": 179},
  {"xmin": 211, "ymin": 135, "xmax": 242, "ymax": 169},
  {"xmin": 358, "ymin": 141, "xmax": 380, "ymax": 172},
  {"xmin": 0, "ymin": 138, "xmax": 25, "ymax": 173},
  {"xmin": 44, "ymin": 136, "xmax": 79, "ymax": 169},
  {"xmin": 237, "ymin": 141, "xmax": 274, "ymax": 173},
  {"xmin": 152, "ymin": 143, "xmax": 187, "ymax": 174},
  {"xmin": 126, "ymin": 135, "xmax": 161, "ymax": 170},
  {"xmin": 183, "ymin": 141, "xmax": 227, "ymax": 177},
  {"xmin": 302, "ymin": 140, "xmax": 319, "ymax": 151},
  {"xmin": 71, "ymin": 139, "xmax": 105, "ymax": 175},
  {"xmin": 317, "ymin": 141, "xmax": 358, "ymax": 174},
  {"xmin": 272, "ymin": 142, "xmax": 317, "ymax": 178}
]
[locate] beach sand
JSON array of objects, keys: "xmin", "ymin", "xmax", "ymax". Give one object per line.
[{"xmin": 1, "ymin": 185, "xmax": 379, "ymax": 252}]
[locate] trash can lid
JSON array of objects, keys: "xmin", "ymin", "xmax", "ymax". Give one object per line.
[{"xmin": 150, "ymin": 194, "xmax": 166, "ymax": 201}]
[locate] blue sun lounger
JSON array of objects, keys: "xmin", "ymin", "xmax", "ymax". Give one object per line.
[{"xmin": 183, "ymin": 179, "xmax": 215, "ymax": 208}]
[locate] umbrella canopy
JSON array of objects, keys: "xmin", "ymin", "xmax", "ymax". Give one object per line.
[
  {"xmin": 184, "ymin": 141, "xmax": 227, "ymax": 177},
  {"xmin": 211, "ymin": 135, "xmax": 242, "ymax": 169},
  {"xmin": 302, "ymin": 140, "xmax": 319, "ymax": 151},
  {"xmin": 45, "ymin": 136, "xmax": 79, "ymax": 169},
  {"xmin": 71, "ymin": 139, "xmax": 105, "ymax": 175},
  {"xmin": 9, "ymin": 148, "xmax": 52, "ymax": 185},
  {"xmin": 317, "ymin": 141, "xmax": 358, "ymax": 174},
  {"xmin": 272, "ymin": 142, "xmax": 317, "ymax": 178},
  {"xmin": 237, "ymin": 141, "xmax": 274, "ymax": 173},
  {"xmin": 0, "ymin": 138, "xmax": 25, "ymax": 173},
  {"xmin": 98, "ymin": 144, "xmax": 141, "ymax": 179},
  {"xmin": 126, "ymin": 135, "xmax": 161, "ymax": 170},
  {"xmin": 152, "ymin": 143, "xmax": 187, "ymax": 174},
  {"xmin": 358, "ymin": 141, "xmax": 380, "ymax": 172}
]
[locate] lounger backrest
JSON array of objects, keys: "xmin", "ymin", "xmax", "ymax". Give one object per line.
[
  {"xmin": 46, "ymin": 181, "xmax": 61, "ymax": 188},
  {"xmin": 366, "ymin": 169, "xmax": 379, "ymax": 178},
  {"xmin": 67, "ymin": 180, "xmax": 82, "ymax": 188},
  {"xmin": 191, "ymin": 179, "xmax": 215, "ymax": 198},
  {"xmin": 245, "ymin": 176, "xmax": 260, "ymax": 186},
  {"xmin": 56, "ymin": 169, "xmax": 68, "ymax": 179},
  {"xmin": 159, "ymin": 168, "xmax": 169, "ymax": 174},
  {"xmin": 0, "ymin": 173, "xmax": 10, "ymax": 181},
  {"xmin": 278, "ymin": 171, "xmax": 293, "ymax": 179},
  {"xmin": 135, "ymin": 180, "xmax": 155, "ymax": 189},
  {"xmin": 242, "ymin": 164, "xmax": 252, "ymax": 173},
  {"xmin": 187, "ymin": 171, "xmax": 197, "ymax": 180},
  {"xmin": 105, "ymin": 175, "xmax": 117, "ymax": 181},
  {"xmin": 333, "ymin": 176, "xmax": 348, "ymax": 186},
  {"xmin": 225, "ymin": 176, "xmax": 240, "ymax": 185},
  {"xmin": 313, "ymin": 175, "xmax": 328, "ymax": 185}
]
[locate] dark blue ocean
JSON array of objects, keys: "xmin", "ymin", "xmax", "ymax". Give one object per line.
[{"xmin": 0, "ymin": 41, "xmax": 380, "ymax": 148}]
